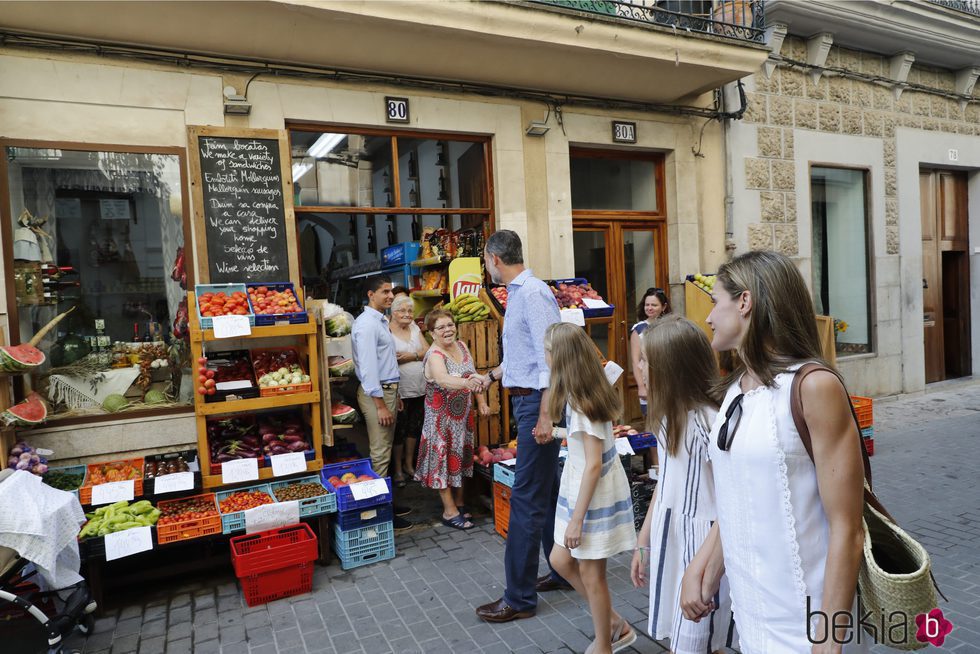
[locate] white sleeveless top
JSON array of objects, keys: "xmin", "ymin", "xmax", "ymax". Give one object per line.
[{"xmin": 708, "ymin": 365, "xmax": 868, "ymax": 653}]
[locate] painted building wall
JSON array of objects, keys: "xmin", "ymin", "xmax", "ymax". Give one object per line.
[{"xmin": 0, "ymin": 47, "xmax": 728, "ymax": 462}]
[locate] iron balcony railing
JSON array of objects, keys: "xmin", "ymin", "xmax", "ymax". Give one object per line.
[
  {"xmin": 528, "ymin": 0, "xmax": 766, "ymax": 42},
  {"xmin": 925, "ymin": 0, "xmax": 980, "ymax": 16}
]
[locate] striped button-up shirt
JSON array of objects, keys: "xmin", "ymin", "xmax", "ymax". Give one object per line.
[{"xmin": 501, "ymin": 269, "xmax": 561, "ymax": 390}]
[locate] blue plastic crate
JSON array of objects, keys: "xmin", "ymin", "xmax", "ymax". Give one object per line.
[
  {"xmin": 245, "ymin": 282, "xmax": 309, "ymax": 326},
  {"xmin": 492, "ymin": 462, "xmax": 516, "ymax": 488},
  {"xmin": 320, "ymin": 459, "xmax": 392, "ymax": 512},
  {"xmin": 626, "ymin": 432, "xmax": 657, "ymax": 451},
  {"xmin": 269, "ymin": 475, "xmax": 337, "ymax": 518},
  {"xmin": 332, "ymin": 521, "xmax": 396, "ymax": 570},
  {"xmin": 194, "ymin": 284, "xmax": 255, "ymax": 330},
  {"xmin": 43, "ymin": 464, "xmax": 88, "ymax": 499},
  {"xmin": 861, "ymin": 426, "xmax": 874, "ymax": 440},
  {"xmin": 216, "ymin": 483, "xmax": 276, "ymax": 534},
  {"xmin": 549, "ymin": 278, "xmax": 615, "ymax": 318},
  {"xmin": 334, "ymin": 503, "xmax": 393, "ymax": 531}
]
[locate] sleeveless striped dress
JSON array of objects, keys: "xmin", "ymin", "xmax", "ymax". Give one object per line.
[{"xmin": 646, "ymin": 407, "xmax": 738, "ymax": 653}]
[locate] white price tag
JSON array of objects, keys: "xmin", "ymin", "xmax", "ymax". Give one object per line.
[
  {"xmin": 152, "ymin": 471, "xmax": 195, "ymax": 495},
  {"xmin": 348, "ymin": 478, "xmax": 388, "ymax": 501},
  {"xmin": 244, "ymin": 500, "xmax": 300, "ymax": 534},
  {"xmin": 604, "ymin": 360, "xmax": 624, "ymax": 385},
  {"xmin": 221, "ymin": 458, "xmax": 259, "ymax": 484},
  {"xmin": 104, "ymin": 526, "xmax": 153, "ymax": 561},
  {"xmin": 211, "ymin": 314, "xmax": 251, "ymax": 339},
  {"xmin": 359, "ymin": 508, "xmax": 379, "ymax": 521},
  {"xmin": 270, "ymin": 452, "xmax": 308, "ymax": 477},
  {"xmin": 499, "ymin": 458, "xmax": 517, "ymax": 467},
  {"xmin": 614, "ymin": 437, "xmax": 636, "ymax": 456},
  {"xmin": 560, "ymin": 308, "xmax": 586, "ymax": 327},
  {"xmin": 91, "ymin": 480, "xmax": 135, "ymax": 506},
  {"xmin": 581, "ymin": 298, "xmax": 610, "ymax": 309},
  {"xmin": 215, "ymin": 380, "xmax": 253, "ymax": 391}
]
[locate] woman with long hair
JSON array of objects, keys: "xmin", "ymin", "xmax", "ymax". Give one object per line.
[
  {"xmin": 631, "ymin": 315, "xmax": 736, "ymax": 653},
  {"xmin": 681, "ymin": 250, "xmax": 866, "ymax": 653},
  {"xmin": 630, "ymin": 287, "xmax": 671, "ymax": 469},
  {"xmin": 546, "ymin": 323, "xmax": 637, "ymax": 654}
]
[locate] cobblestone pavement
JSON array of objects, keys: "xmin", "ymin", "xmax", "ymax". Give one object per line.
[{"xmin": 65, "ymin": 379, "xmax": 980, "ymax": 654}]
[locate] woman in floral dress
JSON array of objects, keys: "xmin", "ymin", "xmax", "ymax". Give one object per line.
[{"xmin": 415, "ymin": 309, "xmax": 490, "ymax": 530}]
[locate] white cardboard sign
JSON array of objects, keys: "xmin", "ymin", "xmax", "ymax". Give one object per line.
[
  {"xmin": 90, "ymin": 480, "xmax": 135, "ymax": 506},
  {"xmin": 221, "ymin": 458, "xmax": 259, "ymax": 484},
  {"xmin": 270, "ymin": 452, "xmax": 307, "ymax": 477},
  {"xmin": 604, "ymin": 361, "xmax": 624, "ymax": 385},
  {"xmin": 560, "ymin": 308, "xmax": 586, "ymax": 327},
  {"xmin": 614, "ymin": 437, "xmax": 636, "ymax": 456},
  {"xmin": 152, "ymin": 472, "xmax": 195, "ymax": 495},
  {"xmin": 581, "ymin": 298, "xmax": 610, "ymax": 309},
  {"xmin": 211, "ymin": 314, "xmax": 252, "ymax": 339},
  {"xmin": 244, "ymin": 500, "xmax": 300, "ymax": 534},
  {"xmin": 348, "ymin": 478, "xmax": 388, "ymax": 501},
  {"xmin": 104, "ymin": 526, "xmax": 153, "ymax": 561}
]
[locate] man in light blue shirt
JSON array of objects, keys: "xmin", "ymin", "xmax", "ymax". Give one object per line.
[
  {"xmin": 351, "ymin": 276, "xmax": 401, "ymax": 476},
  {"xmin": 474, "ymin": 230, "xmax": 568, "ymax": 624}
]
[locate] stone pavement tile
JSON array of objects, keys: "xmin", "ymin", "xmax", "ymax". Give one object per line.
[
  {"xmin": 248, "ymin": 645, "xmax": 277, "ymax": 654},
  {"xmin": 137, "ymin": 618, "xmax": 165, "ymax": 639},
  {"xmin": 166, "ymin": 620, "xmax": 192, "ymax": 642},
  {"xmin": 168, "ymin": 605, "xmax": 191, "ymax": 625},
  {"xmin": 193, "ymin": 606, "xmax": 218, "ymax": 626},
  {"xmin": 273, "ymin": 625, "xmax": 303, "ymax": 649},
  {"xmin": 194, "ymin": 621, "xmax": 220, "ymax": 643},
  {"xmin": 342, "ymin": 600, "xmax": 373, "ymax": 621},
  {"xmin": 322, "ymin": 613, "xmax": 353, "ymax": 636},
  {"xmin": 295, "ymin": 608, "xmax": 325, "ymax": 632},
  {"xmin": 108, "ymin": 634, "xmax": 138, "ymax": 654},
  {"xmin": 417, "ymin": 636, "xmax": 455, "ymax": 654},
  {"xmin": 141, "ymin": 604, "xmax": 166, "ymax": 624},
  {"xmin": 245, "ymin": 624, "xmax": 275, "ymax": 646},
  {"xmin": 83, "ymin": 630, "xmax": 114, "ymax": 652},
  {"xmin": 166, "ymin": 638, "xmax": 193, "ymax": 654},
  {"xmin": 118, "ymin": 605, "xmax": 142, "ymax": 621},
  {"xmin": 192, "ymin": 638, "xmax": 221, "ymax": 654},
  {"xmin": 350, "ymin": 615, "xmax": 383, "ymax": 638},
  {"xmin": 169, "ymin": 593, "xmax": 191, "ymax": 609},
  {"xmin": 218, "ymin": 607, "xmax": 245, "ymax": 626},
  {"xmin": 245, "ymin": 610, "xmax": 272, "ymax": 629},
  {"xmin": 136, "ymin": 636, "xmax": 164, "ymax": 654},
  {"xmin": 113, "ymin": 617, "xmax": 141, "ymax": 638},
  {"xmin": 218, "ymin": 622, "xmax": 246, "ymax": 646},
  {"xmin": 387, "ymin": 635, "xmax": 420, "ymax": 653},
  {"xmin": 93, "ymin": 615, "xmax": 118, "ymax": 634}
]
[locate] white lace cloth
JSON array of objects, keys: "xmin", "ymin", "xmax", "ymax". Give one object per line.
[{"xmin": 0, "ymin": 470, "xmax": 85, "ymax": 588}]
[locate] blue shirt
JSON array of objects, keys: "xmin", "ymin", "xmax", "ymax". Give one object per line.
[
  {"xmin": 501, "ymin": 269, "xmax": 560, "ymax": 390},
  {"xmin": 351, "ymin": 306, "xmax": 399, "ymax": 398}
]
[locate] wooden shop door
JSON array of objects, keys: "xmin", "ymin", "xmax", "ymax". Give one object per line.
[
  {"xmin": 572, "ymin": 221, "xmax": 668, "ymax": 423},
  {"xmin": 920, "ymin": 169, "xmax": 971, "ymax": 383}
]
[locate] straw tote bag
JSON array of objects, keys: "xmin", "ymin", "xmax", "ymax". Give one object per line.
[{"xmin": 791, "ymin": 363, "xmax": 941, "ymax": 650}]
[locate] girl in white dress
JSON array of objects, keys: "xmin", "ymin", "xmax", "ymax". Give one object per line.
[
  {"xmin": 681, "ymin": 251, "xmax": 868, "ymax": 653},
  {"xmin": 631, "ymin": 316, "xmax": 737, "ymax": 654},
  {"xmin": 545, "ymin": 323, "xmax": 637, "ymax": 654}
]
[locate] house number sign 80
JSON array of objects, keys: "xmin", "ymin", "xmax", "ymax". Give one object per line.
[
  {"xmin": 385, "ymin": 97, "xmax": 410, "ymax": 123},
  {"xmin": 612, "ymin": 121, "xmax": 637, "ymax": 144}
]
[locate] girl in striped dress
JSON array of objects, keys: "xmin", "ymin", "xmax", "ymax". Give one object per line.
[
  {"xmin": 546, "ymin": 323, "xmax": 637, "ymax": 654},
  {"xmin": 630, "ymin": 316, "xmax": 737, "ymax": 654}
]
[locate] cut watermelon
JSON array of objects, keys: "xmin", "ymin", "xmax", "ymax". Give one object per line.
[
  {"xmin": 331, "ymin": 402, "xmax": 358, "ymax": 425},
  {"xmin": 0, "ymin": 344, "xmax": 46, "ymax": 373},
  {"xmin": 327, "ymin": 356, "xmax": 355, "ymax": 378},
  {"xmin": 1, "ymin": 392, "xmax": 48, "ymax": 427}
]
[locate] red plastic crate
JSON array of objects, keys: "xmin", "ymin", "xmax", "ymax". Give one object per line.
[
  {"xmin": 863, "ymin": 438, "xmax": 874, "ymax": 457},
  {"xmin": 850, "ymin": 395, "xmax": 873, "ymax": 429},
  {"xmin": 493, "ymin": 481, "xmax": 510, "ymax": 540},
  {"xmin": 239, "ymin": 561, "xmax": 314, "ymax": 607}
]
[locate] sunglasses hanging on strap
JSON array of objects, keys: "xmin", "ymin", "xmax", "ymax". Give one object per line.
[{"xmin": 791, "ymin": 362, "xmax": 945, "ymax": 651}]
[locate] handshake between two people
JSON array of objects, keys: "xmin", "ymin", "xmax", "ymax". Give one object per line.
[{"xmin": 465, "ymin": 373, "xmax": 492, "ymax": 393}]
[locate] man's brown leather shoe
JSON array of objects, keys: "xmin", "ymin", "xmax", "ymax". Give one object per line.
[
  {"xmin": 475, "ymin": 598, "xmax": 535, "ymax": 623},
  {"xmin": 535, "ymin": 574, "xmax": 573, "ymax": 592}
]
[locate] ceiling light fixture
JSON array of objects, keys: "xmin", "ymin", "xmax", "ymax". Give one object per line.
[{"xmin": 307, "ymin": 133, "xmax": 346, "ymax": 158}]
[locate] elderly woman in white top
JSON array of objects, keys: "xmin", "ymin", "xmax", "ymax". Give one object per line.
[{"xmin": 389, "ymin": 295, "xmax": 428, "ymax": 487}]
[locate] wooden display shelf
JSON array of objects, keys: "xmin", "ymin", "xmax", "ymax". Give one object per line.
[
  {"xmin": 191, "ymin": 321, "xmax": 315, "ymax": 342},
  {"xmin": 196, "ymin": 391, "xmax": 320, "ymax": 416},
  {"xmin": 410, "ymin": 289, "xmax": 446, "ymax": 298},
  {"xmin": 332, "ymin": 424, "xmax": 354, "ymax": 430},
  {"xmin": 411, "ymin": 256, "xmax": 449, "ymax": 268},
  {"xmin": 200, "ymin": 457, "xmax": 324, "ymax": 489}
]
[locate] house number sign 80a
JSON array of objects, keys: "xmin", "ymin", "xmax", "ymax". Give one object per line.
[
  {"xmin": 385, "ymin": 97, "xmax": 410, "ymax": 123},
  {"xmin": 612, "ymin": 121, "xmax": 637, "ymax": 144}
]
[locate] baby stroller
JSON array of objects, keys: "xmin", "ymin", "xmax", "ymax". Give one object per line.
[{"xmin": 0, "ymin": 468, "xmax": 97, "ymax": 654}]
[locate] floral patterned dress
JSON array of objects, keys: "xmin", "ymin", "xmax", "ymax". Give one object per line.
[{"xmin": 414, "ymin": 341, "xmax": 476, "ymax": 489}]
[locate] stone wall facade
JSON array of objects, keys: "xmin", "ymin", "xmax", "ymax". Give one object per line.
[{"xmin": 728, "ymin": 35, "xmax": 980, "ymax": 396}]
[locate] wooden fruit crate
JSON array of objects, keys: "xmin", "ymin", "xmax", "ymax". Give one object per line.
[
  {"xmin": 472, "ymin": 368, "xmax": 502, "ymax": 448},
  {"xmin": 457, "ymin": 317, "xmax": 501, "ymax": 370}
]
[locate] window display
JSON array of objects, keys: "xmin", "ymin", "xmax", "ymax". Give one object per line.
[{"xmin": 3, "ymin": 146, "xmax": 193, "ymax": 418}]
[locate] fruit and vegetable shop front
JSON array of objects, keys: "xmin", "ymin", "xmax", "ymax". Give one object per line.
[{"xmin": 0, "ymin": 6, "xmax": 751, "ymax": 610}]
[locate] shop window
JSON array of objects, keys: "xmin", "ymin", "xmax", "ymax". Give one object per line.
[
  {"xmin": 3, "ymin": 145, "xmax": 193, "ymax": 419},
  {"xmin": 289, "ymin": 128, "xmax": 492, "ymax": 313},
  {"xmin": 570, "ymin": 153, "xmax": 659, "ymax": 211},
  {"xmin": 810, "ymin": 166, "xmax": 873, "ymax": 355}
]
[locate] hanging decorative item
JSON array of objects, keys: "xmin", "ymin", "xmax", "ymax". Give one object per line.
[{"xmin": 13, "ymin": 209, "xmax": 54, "ymax": 262}]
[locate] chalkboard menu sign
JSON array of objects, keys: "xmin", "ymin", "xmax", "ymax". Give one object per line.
[{"xmin": 194, "ymin": 134, "xmax": 290, "ymax": 284}]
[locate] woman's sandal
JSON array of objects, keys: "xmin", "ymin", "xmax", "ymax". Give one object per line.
[
  {"xmin": 456, "ymin": 504, "xmax": 473, "ymax": 520},
  {"xmin": 611, "ymin": 620, "xmax": 637, "ymax": 653},
  {"xmin": 392, "ymin": 474, "xmax": 406, "ymax": 488},
  {"xmin": 441, "ymin": 513, "xmax": 475, "ymax": 531}
]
